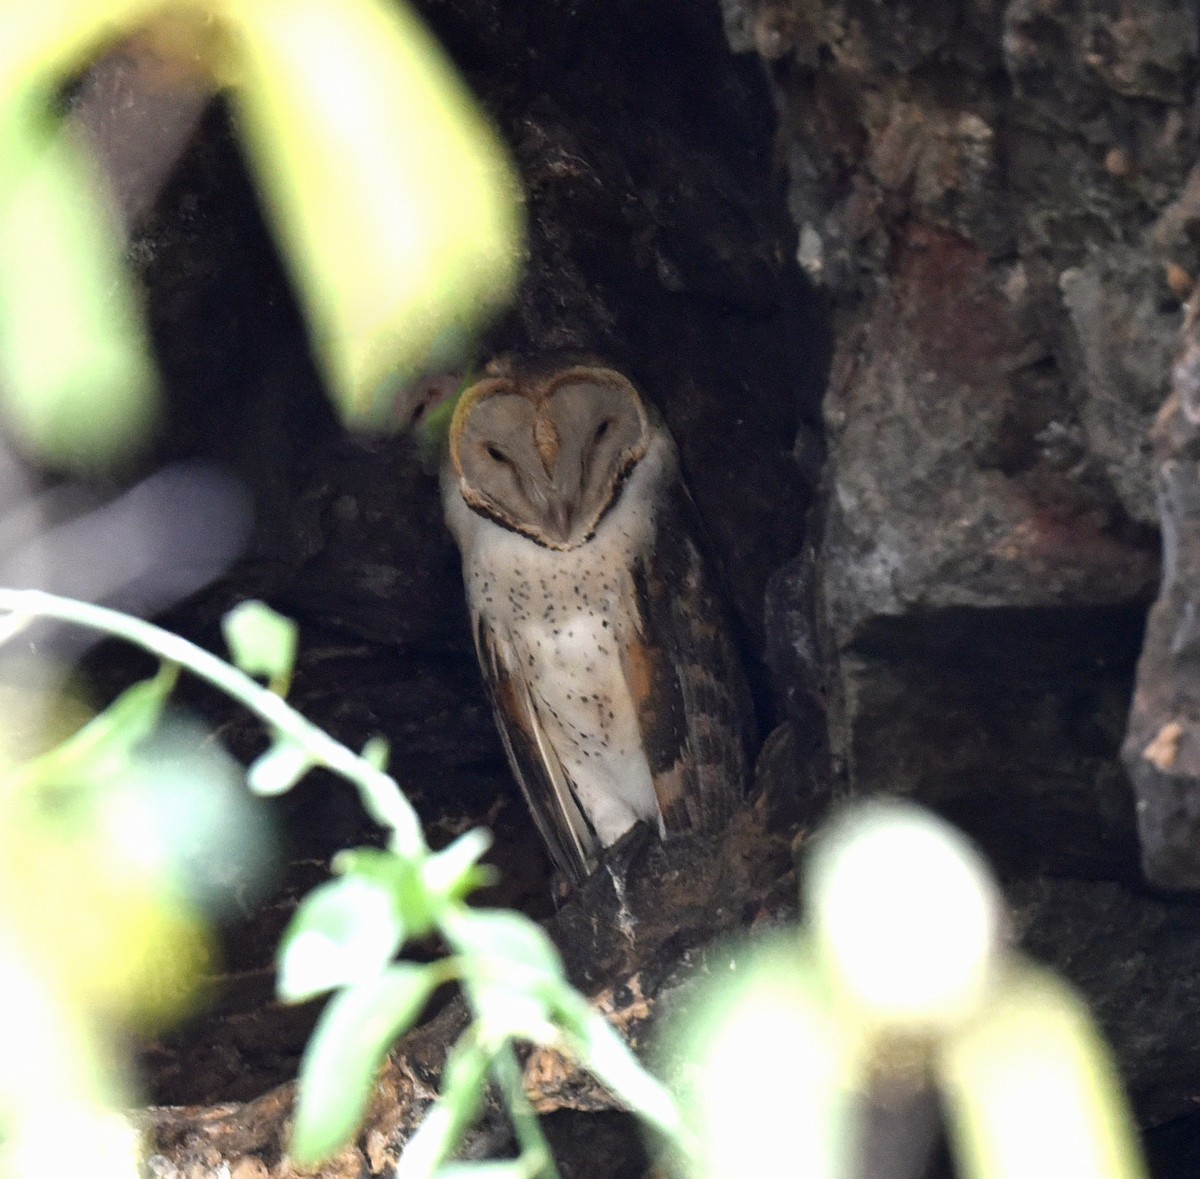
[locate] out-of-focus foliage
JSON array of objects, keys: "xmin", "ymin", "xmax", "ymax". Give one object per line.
[
  {"xmin": 0, "ymin": 631, "xmax": 278, "ymax": 1179},
  {"xmin": 669, "ymin": 803, "xmax": 1149, "ymax": 1179},
  {"xmin": 0, "ymin": 99, "xmax": 159, "ymax": 467},
  {"xmin": 222, "ymin": 0, "xmax": 523, "ymax": 422},
  {"xmin": 222, "ymin": 598, "xmax": 298, "ymax": 695},
  {"xmin": 0, "ymin": 926, "xmax": 144, "ymax": 1179},
  {"xmin": 0, "ymin": 0, "xmax": 523, "ymax": 469},
  {"xmin": 0, "ymin": 664, "xmax": 209, "ymax": 1026},
  {"xmin": 0, "ymin": 591, "xmax": 683, "ymax": 1179},
  {"xmin": 0, "ymin": 446, "xmax": 259, "ymax": 1178}
]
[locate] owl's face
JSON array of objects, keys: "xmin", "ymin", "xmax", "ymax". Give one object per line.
[{"xmin": 449, "ymin": 365, "xmax": 650, "ymax": 550}]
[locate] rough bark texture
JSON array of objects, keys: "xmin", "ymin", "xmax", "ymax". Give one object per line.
[{"xmin": 54, "ymin": 0, "xmax": 1200, "ymax": 1175}]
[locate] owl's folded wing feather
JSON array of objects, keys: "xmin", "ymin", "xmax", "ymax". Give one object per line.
[
  {"xmin": 624, "ymin": 481, "xmax": 755, "ymax": 835},
  {"xmin": 473, "ymin": 612, "xmax": 598, "ymax": 883}
]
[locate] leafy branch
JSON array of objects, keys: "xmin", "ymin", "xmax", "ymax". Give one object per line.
[{"xmin": 0, "ymin": 588, "xmax": 684, "ymax": 1177}]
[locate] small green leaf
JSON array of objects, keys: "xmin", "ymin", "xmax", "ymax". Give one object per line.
[
  {"xmin": 290, "ymin": 963, "xmax": 442, "ymax": 1166},
  {"xmin": 247, "ymin": 738, "xmax": 313, "ymax": 796},
  {"xmin": 423, "ymin": 830, "xmax": 496, "ymax": 904},
  {"xmin": 221, "ymin": 600, "xmax": 298, "ymax": 694},
  {"xmin": 333, "ymin": 847, "xmax": 435, "ymax": 940},
  {"xmin": 9, "ymin": 662, "xmax": 178, "ymax": 793},
  {"xmin": 247, "ymin": 735, "xmax": 314, "ymax": 796},
  {"xmin": 465, "ymin": 977, "xmax": 556, "ymax": 1048},
  {"xmin": 443, "ymin": 910, "xmax": 563, "ymax": 984},
  {"xmin": 396, "ymin": 1035, "xmax": 492, "ymax": 1178},
  {"xmin": 278, "ymin": 875, "xmax": 404, "ymax": 1002},
  {"xmin": 553, "ymin": 991, "xmax": 681, "ymax": 1139},
  {"xmin": 0, "ymin": 102, "xmax": 159, "ymax": 468},
  {"xmin": 362, "ymin": 735, "xmax": 390, "ymax": 771}
]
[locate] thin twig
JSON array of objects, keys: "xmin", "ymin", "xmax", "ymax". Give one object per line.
[{"xmin": 0, "ymin": 587, "xmax": 424, "ymax": 856}]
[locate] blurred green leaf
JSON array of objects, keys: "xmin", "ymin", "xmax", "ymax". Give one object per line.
[
  {"xmin": 447, "ymin": 909, "xmax": 567, "ymax": 1049},
  {"xmin": 422, "ymin": 829, "xmax": 496, "ymax": 904},
  {"xmin": 290, "ymin": 963, "xmax": 443, "ymax": 1167},
  {"xmin": 361, "ymin": 735, "xmax": 390, "ymax": 771},
  {"xmin": 333, "ymin": 846, "xmax": 411, "ymax": 885},
  {"xmin": 7, "ymin": 661, "xmax": 178, "ymax": 795},
  {"xmin": 223, "ymin": 0, "xmax": 522, "ymax": 420},
  {"xmin": 0, "ymin": 102, "xmax": 158, "ymax": 467},
  {"xmin": 940, "ymin": 964, "xmax": 1148, "ymax": 1179},
  {"xmin": 115, "ymin": 715, "xmax": 278, "ymax": 919},
  {"xmin": 552, "ymin": 990, "xmax": 681, "ymax": 1141},
  {"xmin": 443, "ymin": 910, "xmax": 563, "ymax": 985},
  {"xmin": 278, "ymin": 875, "xmax": 404, "ymax": 1003},
  {"xmin": 0, "ymin": 0, "xmax": 523, "ymax": 454},
  {"xmin": 246, "ymin": 734, "xmax": 314, "ymax": 796},
  {"xmin": 333, "ymin": 846, "xmax": 433, "ymax": 937},
  {"xmin": 0, "ymin": 1, "xmax": 160, "ymax": 105},
  {"xmin": 396, "ymin": 1035, "xmax": 492, "ymax": 1178},
  {"xmin": 221, "ymin": 600, "xmax": 298, "ymax": 694},
  {"xmin": 0, "ymin": 924, "xmax": 116, "ymax": 1111},
  {"xmin": 467, "ymin": 977, "xmax": 556, "ymax": 1049},
  {"xmin": 666, "ymin": 937, "xmax": 851, "ymax": 1179},
  {"xmin": 0, "ymin": 923, "xmax": 146, "ymax": 1179}
]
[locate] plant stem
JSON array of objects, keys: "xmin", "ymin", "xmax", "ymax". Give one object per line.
[
  {"xmin": 490, "ymin": 1043, "xmax": 561, "ymax": 1179},
  {"xmin": 0, "ymin": 587, "xmax": 424, "ymax": 856}
]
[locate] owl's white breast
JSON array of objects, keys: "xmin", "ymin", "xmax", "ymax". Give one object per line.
[{"xmin": 443, "ymin": 430, "xmax": 678, "ymax": 845}]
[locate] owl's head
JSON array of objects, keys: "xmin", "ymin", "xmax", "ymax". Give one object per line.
[{"xmin": 448, "ymin": 364, "xmax": 650, "ymax": 550}]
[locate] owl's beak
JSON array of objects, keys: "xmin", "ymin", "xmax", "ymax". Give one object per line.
[{"xmin": 548, "ymin": 501, "xmax": 573, "ymax": 543}]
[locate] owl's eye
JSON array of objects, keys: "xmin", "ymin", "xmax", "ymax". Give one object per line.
[
  {"xmin": 485, "ymin": 444, "xmax": 509, "ymax": 464},
  {"xmin": 592, "ymin": 419, "xmax": 613, "ymax": 444}
]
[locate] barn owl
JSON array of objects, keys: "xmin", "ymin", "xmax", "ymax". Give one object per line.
[{"xmin": 441, "ymin": 359, "xmax": 754, "ymax": 885}]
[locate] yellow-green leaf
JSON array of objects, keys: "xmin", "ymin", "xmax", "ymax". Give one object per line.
[
  {"xmin": 939, "ymin": 964, "xmax": 1149, "ymax": 1179},
  {"xmin": 0, "ymin": 104, "xmax": 158, "ymax": 466},
  {"xmin": 6, "ymin": 662, "xmax": 178, "ymax": 797},
  {"xmin": 0, "ymin": 0, "xmax": 162, "ymax": 109},
  {"xmin": 221, "ymin": 599, "xmax": 297, "ymax": 694},
  {"xmin": 221, "ymin": 0, "xmax": 524, "ymax": 422}
]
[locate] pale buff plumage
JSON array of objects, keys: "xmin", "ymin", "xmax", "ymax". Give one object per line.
[{"xmin": 442, "ymin": 361, "xmax": 753, "ymax": 884}]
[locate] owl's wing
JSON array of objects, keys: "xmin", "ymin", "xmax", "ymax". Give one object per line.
[
  {"xmin": 623, "ymin": 480, "xmax": 755, "ymax": 835},
  {"xmin": 472, "ymin": 612, "xmax": 598, "ymax": 883}
]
